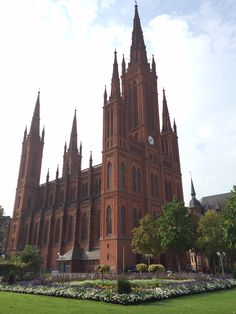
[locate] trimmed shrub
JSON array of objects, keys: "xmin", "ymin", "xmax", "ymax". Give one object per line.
[
  {"xmin": 7, "ymin": 271, "xmax": 15, "ymax": 285},
  {"xmin": 148, "ymin": 264, "xmax": 165, "ymax": 275},
  {"xmin": 232, "ymin": 266, "xmax": 236, "ymax": 279},
  {"xmin": 136, "ymin": 263, "xmax": 148, "ymax": 273},
  {"xmin": 94, "ymin": 264, "xmax": 110, "ymax": 279},
  {"xmin": 117, "ymin": 279, "xmax": 132, "ymax": 294}
]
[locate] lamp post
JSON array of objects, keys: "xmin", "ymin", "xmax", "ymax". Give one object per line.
[
  {"xmin": 145, "ymin": 253, "xmax": 153, "ymax": 266},
  {"xmin": 57, "ymin": 252, "xmax": 64, "ymax": 273},
  {"xmin": 217, "ymin": 251, "xmax": 226, "ymax": 276}
]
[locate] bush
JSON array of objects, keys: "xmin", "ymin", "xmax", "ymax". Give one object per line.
[
  {"xmin": 117, "ymin": 279, "xmax": 132, "ymax": 294},
  {"xmin": 232, "ymin": 266, "xmax": 236, "ymax": 279},
  {"xmin": 7, "ymin": 271, "xmax": 15, "ymax": 285},
  {"xmin": 0, "ymin": 262, "xmax": 23, "ymax": 281},
  {"xmin": 94, "ymin": 264, "xmax": 110, "ymax": 279},
  {"xmin": 148, "ymin": 264, "xmax": 165, "ymax": 275},
  {"xmin": 136, "ymin": 263, "xmax": 148, "ymax": 273}
]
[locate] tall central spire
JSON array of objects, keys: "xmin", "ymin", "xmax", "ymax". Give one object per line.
[
  {"xmin": 69, "ymin": 110, "xmax": 78, "ymax": 152},
  {"xmin": 29, "ymin": 91, "xmax": 40, "ymax": 138},
  {"xmin": 130, "ymin": 3, "xmax": 148, "ymax": 66}
]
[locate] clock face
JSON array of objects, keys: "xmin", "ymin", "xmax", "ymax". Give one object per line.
[{"xmin": 148, "ymin": 135, "xmax": 154, "ymax": 145}]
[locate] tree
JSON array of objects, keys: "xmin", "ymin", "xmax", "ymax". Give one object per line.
[
  {"xmin": 13, "ymin": 245, "xmax": 43, "ymax": 273},
  {"xmin": 0, "ymin": 206, "xmax": 5, "ymax": 253},
  {"xmin": 221, "ymin": 186, "xmax": 236, "ymax": 262},
  {"xmin": 94, "ymin": 264, "xmax": 110, "ymax": 279},
  {"xmin": 197, "ymin": 209, "xmax": 226, "ymax": 272},
  {"xmin": 157, "ymin": 199, "xmax": 197, "ymax": 272},
  {"xmin": 131, "ymin": 214, "xmax": 161, "ymax": 258}
]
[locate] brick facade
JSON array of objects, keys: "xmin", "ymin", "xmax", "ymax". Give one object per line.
[{"xmin": 6, "ymin": 4, "xmax": 183, "ymax": 273}]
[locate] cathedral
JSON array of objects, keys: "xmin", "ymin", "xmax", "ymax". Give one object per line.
[{"xmin": 6, "ymin": 4, "xmax": 183, "ymax": 273}]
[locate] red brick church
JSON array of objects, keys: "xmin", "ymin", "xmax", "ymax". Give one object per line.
[{"xmin": 6, "ymin": 4, "xmax": 183, "ymax": 272}]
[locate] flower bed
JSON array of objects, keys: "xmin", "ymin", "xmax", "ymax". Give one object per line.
[{"xmin": 0, "ymin": 279, "xmax": 235, "ymax": 305}]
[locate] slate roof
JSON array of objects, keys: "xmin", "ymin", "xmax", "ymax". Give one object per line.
[
  {"xmin": 200, "ymin": 192, "xmax": 231, "ymax": 212},
  {"xmin": 57, "ymin": 248, "xmax": 100, "ymax": 261}
]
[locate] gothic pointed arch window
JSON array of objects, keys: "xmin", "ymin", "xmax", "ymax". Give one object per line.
[
  {"xmin": 132, "ymin": 166, "xmax": 136, "ymax": 192},
  {"xmin": 120, "ymin": 162, "xmax": 125, "ymax": 191},
  {"xmin": 154, "ymin": 174, "xmax": 159, "ymax": 197},
  {"xmin": 133, "ymin": 81, "xmax": 138, "ymax": 128},
  {"xmin": 120, "ymin": 206, "xmax": 126, "ymax": 235},
  {"xmin": 106, "ymin": 206, "xmax": 112, "ymax": 235},
  {"xmin": 95, "ymin": 209, "xmax": 100, "ymax": 241},
  {"xmin": 137, "ymin": 168, "xmax": 141, "ymax": 193},
  {"xmin": 107, "ymin": 162, "xmax": 112, "ymax": 189},
  {"xmin": 67, "ymin": 215, "xmax": 74, "ymax": 243},
  {"xmin": 33, "ymin": 222, "xmax": 38, "ymax": 245},
  {"xmin": 133, "ymin": 208, "xmax": 138, "ymax": 228},
  {"xmin": 81, "ymin": 213, "xmax": 88, "ymax": 241},
  {"xmin": 43, "ymin": 220, "xmax": 49, "ymax": 245},
  {"xmin": 54, "ymin": 218, "xmax": 61, "ymax": 245}
]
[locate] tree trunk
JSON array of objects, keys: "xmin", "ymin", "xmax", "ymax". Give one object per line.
[{"xmin": 176, "ymin": 252, "xmax": 181, "ymax": 272}]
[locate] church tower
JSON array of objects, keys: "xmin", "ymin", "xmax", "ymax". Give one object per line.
[
  {"xmin": 7, "ymin": 92, "xmax": 44, "ymax": 252},
  {"xmin": 100, "ymin": 4, "xmax": 183, "ymax": 272}
]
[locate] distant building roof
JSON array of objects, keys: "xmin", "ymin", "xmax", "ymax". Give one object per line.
[{"xmin": 200, "ymin": 192, "xmax": 231, "ymax": 212}]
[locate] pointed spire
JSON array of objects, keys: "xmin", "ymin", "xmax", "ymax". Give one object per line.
[
  {"xmin": 130, "ymin": 3, "xmax": 148, "ymax": 66},
  {"xmin": 89, "ymin": 151, "xmax": 93, "ymax": 168},
  {"xmin": 122, "ymin": 54, "xmax": 126, "ymax": 74},
  {"xmin": 162, "ymin": 88, "xmax": 172, "ymax": 132},
  {"xmin": 41, "ymin": 127, "xmax": 45, "ymax": 142},
  {"xmin": 191, "ymin": 178, "xmax": 196, "ymax": 198},
  {"xmin": 79, "ymin": 141, "xmax": 82, "ymax": 155},
  {"xmin": 64, "ymin": 142, "xmax": 67, "ymax": 155},
  {"xmin": 173, "ymin": 119, "xmax": 177, "ymax": 134},
  {"xmin": 152, "ymin": 54, "xmax": 156, "ymax": 74},
  {"xmin": 29, "ymin": 91, "xmax": 40, "ymax": 138},
  {"xmin": 104, "ymin": 85, "xmax": 107, "ymax": 105},
  {"xmin": 56, "ymin": 165, "xmax": 59, "ymax": 180},
  {"xmin": 23, "ymin": 126, "xmax": 27, "ymax": 141},
  {"xmin": 46, "ymin": 168, "xmax": 50, "ymax": 183},
  {"xmin": 110, "ymin": 50, "xmax": 121, "ymax": 99},
  {"xmin": 69, "ymin": 110, "xmax": 78, "ymax": 152}
]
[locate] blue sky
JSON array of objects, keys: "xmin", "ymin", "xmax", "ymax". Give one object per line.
[{"xmin": 0, "ymin": 0, "xmax": 236, "ymax": 216}]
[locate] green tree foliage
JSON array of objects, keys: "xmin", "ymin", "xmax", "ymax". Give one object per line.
[
  {"xmin": 136, "ymin": 263, "xmax": 148, "ymax": 273},
  {"xmin": 148, "ymin": 263, "xmax": 165, "ymax": 275},
  {"xmin": 221, "ymin": 186, "xmax": 236, "ymax": 251},
  {"xmin": 131, "ymin": 214, "xmax": 161, "ymax": 257},
  {"xmin": 197, "ymin": 210, "xmax": 225, "ymax": 257},
  {"xmin": 94, "ymin": 264, "xmax": 110, "ymax": 279},
  {"xmin": 157, "ymin": 199, "xmax": 197, "ymax": 272},
  {"xmin": 0, "ymin": 206, "xmax": 5, "ymax": 245},
  {"xmin": 13, "ymin": 245, "xmax": 43, "ymax": 274}
]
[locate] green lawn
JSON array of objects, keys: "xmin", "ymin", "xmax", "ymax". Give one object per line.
[{"xmin": 0, "ymin": 289, "xmax": 235, "ymax": 314}]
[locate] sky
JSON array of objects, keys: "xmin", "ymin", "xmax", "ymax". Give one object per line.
[{"xmin": 0, "ymin": 0, "xmax": 236, "ymax": 217}]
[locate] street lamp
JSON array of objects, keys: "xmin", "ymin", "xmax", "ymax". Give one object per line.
[
  {"xmin": 144, "ymin": 253, "xmax": 153, "ymax": 266},
  {"xmin": 217, "ymin": 251, "xmax": 226, "ymax": 276},
  {"xmin": 1, "ymin": 254, "xmax": 5, "ymax": 260},
  {"xmin": 57, "ymin": 252, "xmax": 64, "ymax": 273}
]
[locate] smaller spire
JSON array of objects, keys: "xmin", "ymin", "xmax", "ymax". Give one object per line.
[
  {"xmin": 41, "ymin": 127, "xmax": 45, "ymax": 142},
  {"xmin": 162, "ymin": 88, "xmax": 172, "ymax": 132},
  {"xmin": 56, "ymin": 165, "xmax": 59, "ymax": 180},
  {"xmin": 23, "ymin": 126, "xmax": 27, "ymax": 141},
  {"xmin": 173, "ymin": 119, "xmax": 177, "ymax": 134},
  {"xmin": 69, "ymin": 110, "xmax": 78, "ymax": 151},
  {"xmin": 46, "ymin": 168, "xmax": 50, "ymax": 183},
  {"xmin": 191, "ymin": 178, "xmax": 196, "ymax": 198},
  {"xmin": 89, "ymin": 151, "xmax": 93, "ymax": 168},
  {"xmin": 122, "ymin": 54, "xmax": 126, "ymax": 74},
  {"xmin": 79, "ymin": 141, "xmax": 82, "ymax": 155},
  {"xmin": 64, "ymin": 142, "xmax": 67, "ymax": 155},
  {"xmin": 152, "ymin": 54, "xmax": 156, "ymax": 74},
  {"xmin": 110, "ymin": 50, "xmax": 121, "ymax": 99},
  {"xmin": 29, "ymin": 91, "xmax": 40, "ymax": 138},
  {"xmin": 104, "ymin": 85, "xmax": 107, "ymax": 105}
]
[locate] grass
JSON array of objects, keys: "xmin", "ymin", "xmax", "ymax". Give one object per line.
[{"xmin": 0, "ymin": 289, "xmax": 235, "ymax": 314}]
